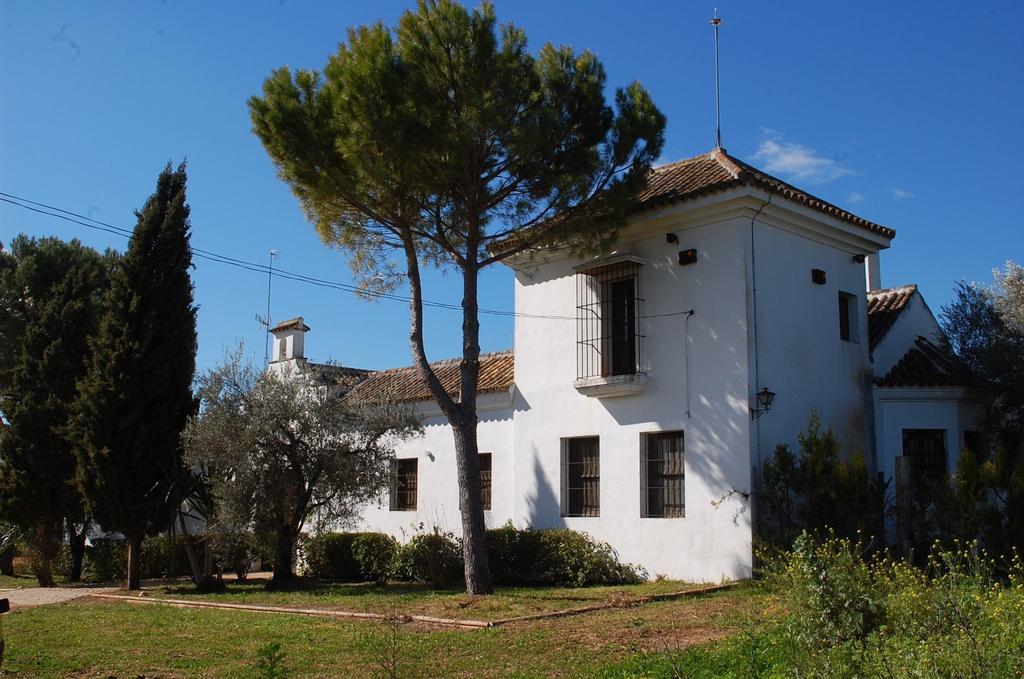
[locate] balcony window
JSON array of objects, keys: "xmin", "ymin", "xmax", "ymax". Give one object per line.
[{"xmin": 574, "ymin": 258, "xmax": 645, "ymax": 396}]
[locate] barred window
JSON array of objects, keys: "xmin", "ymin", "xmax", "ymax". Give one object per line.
[
  {"xmin": 576, "ymin": 260, "xmax": 644, "ymax": 380},
  {"xmin": 641, "ymin": 431, "xmax": 685, "ymax": 518},
  {"xmin": 389, "ymin": 458, "xmax": 418, "ymax": 511},
  {"xmin": 479, "ymin": 453, "xmax": 492, "ymax": 511},
  {"xmin": 901, "ymin": 429, "xmax": 947, "ymax": 483},
  {"xmin": 561, "ymin": 437, "xmax": 600, "ymax": 517}
]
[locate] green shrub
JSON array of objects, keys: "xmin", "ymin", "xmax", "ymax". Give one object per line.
[
  {"xmin": 140, "ymin": 536, "xmax": 192, "ymax": 579},
  {"xmin": 485, "ymin": 522, "xmax": 531, "ymax": 585},
  {"xmin": 763, "ymin": 533, "xmax": 1024, "ymax": 677},
  {"xmin": 485, "ymin": 523, "xmax": 642, "ymax": 587},
  {"xmin": 771, "ymin": 531, "xmax": 883, "ymax": 651},
  {"xmin": 756, "ymin": 410, "xmax": 887, "ymax": 553},
  {"xmin": 391, "ymin": 531, "xmax": 463, "ymax": 588},
  {"xmin": 216, "ymin": 531, "xmax": 257, "ymax": 580},
  {"xmin": 533, "ymin": 529, "xmax": 643, "ymax": 587},
  {"xmin": 351, "ymin": 533, "xmax": 398, "ymax": 584},
  {"xmin": 304, "ymin": 533, "xmax": 360, "ymax": 581},
  {"xmin": 85, "ymin": 538, "xmax": 126, "ymax": 582}
]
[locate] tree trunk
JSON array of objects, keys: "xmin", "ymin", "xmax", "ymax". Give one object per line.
[
  {"xmin": 66, "ymin": 521, "xmax": 88, "ymax": 583},
  {"xmin": 452, "ymin": 423, "xmax": 493, "ymax": 594},
  {"xmin": 269, "ymin": 526, "xmax": 295, "ymax": 587},
  {"xmin": 0, "ymin": 548, "xmax": 13, "ymax": 577},
  {"xmin": 400, "ymin": 234, "xmax": 493, "ymax": 594},
  {"xmin": 31, "ymin": 522, "xmax": 59, "ymax": 588},
  {"xmin": 178, "ymin": 513, "xmax": 219, "ymax": 590},
  {"xmin": 126, "ymin": 535, "xmax": 142, "ymax": 590},
  {"xmin": 453, "ymin": 253, "xmax": 493, "ymax": 595}
]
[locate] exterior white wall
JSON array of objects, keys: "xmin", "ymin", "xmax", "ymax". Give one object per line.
[
  {"xmin": 355, "ymin": 396, "xmax": 515, "ymax": 538},
  {"xmin": 750, "ymin": 219, "xmax": 875, "ymax": 466},
  {"xmin": 509, "ymin": 214, "xmax": 755, "ymax": 582},
  {"xmin": 872, "ymin": 293, "xmax": 943, "ymax": 377},
  {"xmin": 874, "ymin": 387, "xmax": 983, "ymax": 490}
]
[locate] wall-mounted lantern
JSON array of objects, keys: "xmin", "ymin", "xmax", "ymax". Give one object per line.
[{"xmin": 750, "ymin": 387, "xmax": 776, "ymax": 419}]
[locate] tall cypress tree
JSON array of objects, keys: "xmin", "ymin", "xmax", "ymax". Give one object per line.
[
  {"xmin": 74, "ymin": 162, "xmax": 198, "ymax": 589},
  {"xmin": 0, "ymin": 237, "xmax": 109, "ymax": 586}
]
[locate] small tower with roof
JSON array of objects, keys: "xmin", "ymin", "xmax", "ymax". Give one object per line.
[{"xmin": 270, "ymin": 317, "xmax": 310, "ymax": 364}]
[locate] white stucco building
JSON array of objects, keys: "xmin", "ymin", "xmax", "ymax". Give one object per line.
[{"xmin": 270, "ymin": 147, "xmax": 978, "ymax": 582}]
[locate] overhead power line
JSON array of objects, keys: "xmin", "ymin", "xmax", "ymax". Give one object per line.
[{"xmin": 0, "ymin": 190, "xmax": 695, "ymax": 323}]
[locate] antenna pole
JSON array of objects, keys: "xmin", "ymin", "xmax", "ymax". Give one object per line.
[
  {"xmin": 264, "ymin": 249, "xmax": 278, "ymax": 367},
  {"xmin": 711, "ymin": 11, "xmax": 723, "ymax": 149}
]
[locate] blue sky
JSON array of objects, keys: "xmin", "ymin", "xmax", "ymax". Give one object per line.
[{"xmin": 2, "ymin": 1, "xmax": 1021, "ymax": 373}]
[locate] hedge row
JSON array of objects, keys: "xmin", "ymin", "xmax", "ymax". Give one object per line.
[
  {"xmin": 55, "ymin": 534, "xmax": 275, "ymax": 583},
  {"xmin": 303, "ymin": 525, "xmax": 643, "ymax": 588}
]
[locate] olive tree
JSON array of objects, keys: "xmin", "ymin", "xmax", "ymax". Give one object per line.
[{"xmin": 184, "ymin": 347, "xmax": 421, "ymax": 588}]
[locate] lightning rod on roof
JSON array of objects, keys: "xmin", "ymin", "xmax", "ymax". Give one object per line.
[
  {"xmin": 711, "ymin": 10, "xmax": 723, "ymax": 149},
  {"xmin": 260, "ymin": 248, "xmax": 279, "ymax": 367}
]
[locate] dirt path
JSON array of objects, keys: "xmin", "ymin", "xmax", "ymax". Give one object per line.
[{"xmin": 0, "ymin": 584, "xmax": 118, "ymax": 608}]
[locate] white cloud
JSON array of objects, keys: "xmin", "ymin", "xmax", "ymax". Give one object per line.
[
  {"xmin": 847, "ymin": 192, "xmax": 866, "ymax": 205},
  {"xmin": 752, "ymin": 132, "xmax": 854, "ymax": 184},
  {"xmin": 889, "ymin": 188, "xmax": 915, "ymax": 200}
]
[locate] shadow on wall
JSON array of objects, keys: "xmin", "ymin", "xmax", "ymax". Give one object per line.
[{"xmin": 524, "ymin": 451, "xmax": 565, "ymax": 529}]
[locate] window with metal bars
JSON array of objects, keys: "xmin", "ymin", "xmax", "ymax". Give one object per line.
[
  {"xmin": 389, "ymin": 458, "xmax": 418, "ymax": 511},
  {"xmin": 561, "ymin": 437, "xmax": 600, "ymax": 517},
  {"xmin": 479, "ymin": 453, "xmax": 492, "ymax": 511},
  {"xmin": 576, "ymin": 260, "xmax": 644, "ymax": 380},
  {"xmin": 641, "ymin": 431, "xmax": 685, "ymax": 518},
  {"xmin": 901, "ymin": 429, "xmax": 947, "ymax": 484}
]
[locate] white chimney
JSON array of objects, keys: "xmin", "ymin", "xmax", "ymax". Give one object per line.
[
  {"xmin": 270, "ymin": 317, "xmax": 310, "ymax": 363},
  {"xmin": 865, "ymin": 253, "xmax": 882, "ymax": 292}
]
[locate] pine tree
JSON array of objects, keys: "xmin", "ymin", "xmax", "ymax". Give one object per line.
[
  {"xmin": 249, "ymin": 0, "xmax": 665, "ymax": 594},
  {"xmin": 0, "ymin": 237, "xmax": 109, "ymax": 587},
  {"xmin": 73, "ymin": 163, "xmax": 198, "ymax": 590}
]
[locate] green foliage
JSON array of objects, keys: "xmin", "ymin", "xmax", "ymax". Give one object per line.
[
  {"xmin": 942, "ymin": 272, "xmax": 1024, "ymax": 455},
  {"xmin": 391, "ymin": 530, "xmax": 463, "ymax": 589},
  {"xmin": 72, "ymin": 163, "xmax": 198, "ymax": 587},
  {"xmin": 85, "ymin": 538, "xmax": 127, "ymax": 583},
  {"xmin": 184, "ymin": 345, "xmax": 420, "ymax": 585},
  {"xmin": 0, "ymin": 236, "xmax": 110, "ymax": 586},
  {"xmin": 254, "ymin": 641, "xmax": 289, "ymax": 679},
  {"xmin": 303, "ymin": 533, "xmax": 360, "ymax": 581},
  {"xmin": 764, "ymin": 533, "xmax": 1024, "ymax": 677},
  {"xmin": 249, "ymin": 0, "xmax": 665, "ymax": 282},
  {"xmin": 486, "ymin": 523, "xmax": 643, "ymax": 587},
  {"xmin": 757, "ymin": 410, "xmax": 887, "ymax": 552},
  {"xmin": 351, "ymin": 533, "xmax": 399, "ymax": 585}
]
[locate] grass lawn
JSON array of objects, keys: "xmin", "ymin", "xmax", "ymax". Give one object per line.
[
  {"xmin": 1, "ymin": 583, "xmax": 770, "ymax": 678},
  {"xmin": 0, "ymin": 573, "xmax": 39, "ymax": 589},
  {"xmin": 145, "ymin": 576, "xmax": 706, "ymax": 621}
]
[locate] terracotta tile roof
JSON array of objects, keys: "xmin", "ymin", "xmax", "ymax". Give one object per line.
[
  {"xmin": 635, "ymin": 148, "xmax": 894, "ymax": 238},
  {"xmin": 307, "ymin": 363, "xmax": 372, "ymax": 390},
  {"xmin": 492, "ymin": 148, "xmax": 894, "ymax": 255},
  {"xmin": 876, "ymin": 336, "xmax": 966, "ymax": 388},
  {"xmin": 271, "ymin": 317, "xmax": 310, "ymax": 332},
  {"xmin": 867, "ymin": 284, "xmax": 917, "ymax": 350},
  {"xmin": 344, "ymin": 350, "xmax": 514, "ymax": 404}
]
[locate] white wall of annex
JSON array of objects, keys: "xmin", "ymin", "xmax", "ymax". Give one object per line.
[
  {"xmin": 874, "ymin": 389, "xmax": 983, "ymax": 490},
  {"xmin": 509, "ymin": 215, "xmax": 754, "ymax": 583}
]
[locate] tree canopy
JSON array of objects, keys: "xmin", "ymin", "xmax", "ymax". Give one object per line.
[
  {"xmin": 184, "ymin": 347, "xmax": 421, "ymax": 588},
  {"xmin": 0, "ymin": 236, "xmax": 110, "ymax": 586}
]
